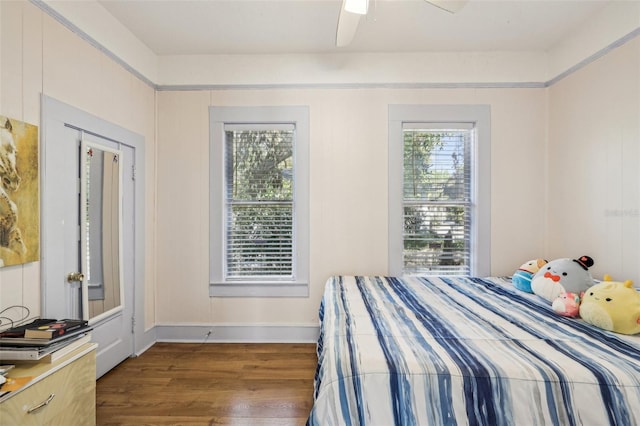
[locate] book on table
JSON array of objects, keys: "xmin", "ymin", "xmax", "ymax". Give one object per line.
[
  {"xmin": 24, "ymin": 319, "xmax": 88, "ymax": 339},
  {"xmin": 0, "ymin": 319, "xmax": 57, "ymax": 338},
  {"xmin": 0, "ymin": 319, "xmax": 92, "ymax": 347},
  {"xmin": 0, "ymin": 332, "xmax": 92, "ymax": 362}
]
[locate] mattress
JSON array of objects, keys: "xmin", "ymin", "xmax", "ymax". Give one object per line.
[{"xmin": 307, "ymin": 275, "xmax": 640, "ymax": 426}]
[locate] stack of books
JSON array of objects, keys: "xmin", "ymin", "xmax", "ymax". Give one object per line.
[{"xmin": 0, "ymin": 319, "xmax": 92, "ymax": 363}]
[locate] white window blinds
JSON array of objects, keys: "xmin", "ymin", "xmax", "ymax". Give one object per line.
[
  {"xmin": 224, "ymin": 124, "xmax": 295, "ymax": 280},
  {"xmin": 402, "ymin": 123, "xmax": 473, "ymax": 275}
]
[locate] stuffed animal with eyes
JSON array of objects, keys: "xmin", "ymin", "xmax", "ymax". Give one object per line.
[
  {"xmin": 552, "ymin": 291, "xmax": 582, "ymax": 317},
  {"xmin": 531, "ymin": 255, "xmax": 594, "ymax": 303},
  {"xmin": 580, "ymin": 275, "xmax": 640, "ymax": 335},
  {"xmin": 512, "ymin": 258, "xmax": 548, "ymax": 293}
]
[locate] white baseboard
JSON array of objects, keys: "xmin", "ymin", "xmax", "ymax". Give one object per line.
[
  {"xmin": 134, "ymin": 327, "xmax": 157, "ymax": 356},
  {"xmin": 154, "ymin": 323, "xmax": 320, "ymax": 343}
]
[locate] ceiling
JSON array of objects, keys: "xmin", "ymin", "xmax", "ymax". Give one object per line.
[{"xmin": 96, "ymin": 0, "xmax": 612, "ymax": 56}]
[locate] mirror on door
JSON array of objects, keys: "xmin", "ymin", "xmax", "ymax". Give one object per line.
[{"xmin": 80, "ymin": 139, "xmax": 124, "ymax": 323}]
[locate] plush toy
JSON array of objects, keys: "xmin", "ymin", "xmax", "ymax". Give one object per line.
[
  {"xmin": 580, "ymin": 275, "xmax": 640, "ymax": 335},
  {"xmin": 531, "ymin": 255, "xmax": 594, "ymax": 303},
  {"xmin": 552, "ymin": 291, "xmax": 582, "ymax": 317},
  {"xmin": 512, "ymin": 259, "xmax": 548, "ymax": 293}
]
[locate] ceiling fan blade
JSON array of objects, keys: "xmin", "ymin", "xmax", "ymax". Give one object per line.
[
  {"xmin": 336, "ymin": 6, "xmax": 362, "ymax": 47},
  {"xmin": 425, "ymin": 0, "xmax": 468, "ymax": 14}
]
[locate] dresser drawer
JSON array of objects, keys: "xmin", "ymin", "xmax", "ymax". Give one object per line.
[{"xmin": 0, "ymin": 347, "xmax": 96, "ymax": 425}]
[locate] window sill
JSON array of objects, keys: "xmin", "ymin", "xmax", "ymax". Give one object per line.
[{"xmin": 209, "ymin": 281, "xmax": 309, "ymax": 298}]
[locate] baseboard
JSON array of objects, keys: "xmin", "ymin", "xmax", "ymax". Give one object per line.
[
  {"xmin": 154, "ymin": 323, "xmax": 320, "ymax": 343},
  {"xmin": 134, "ymin": 327, "xmax": 157, "ymax": 356}
]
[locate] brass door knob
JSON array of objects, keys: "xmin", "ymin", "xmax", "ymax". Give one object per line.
[{"xmin": 67, "ymin": 272, "xmax": 85, "ymax": 283}]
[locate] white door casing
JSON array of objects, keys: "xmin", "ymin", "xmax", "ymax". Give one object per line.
[{"xmin": 41, "ymin": 96, "xmax": 145, "ymax": 378}]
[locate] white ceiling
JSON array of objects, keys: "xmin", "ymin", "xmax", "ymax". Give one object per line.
[{"xmin": 96, "ymin": 0, "xmax": 612, "ymax": 55}]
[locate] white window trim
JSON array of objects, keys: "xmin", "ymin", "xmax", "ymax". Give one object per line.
[
  {"xmin": 209, "ymin": 106, "xmax": 310, "ymax": 297},
  {"xmin": 388, "ymin": 105, "xmax": 491, "ymax": 277}
]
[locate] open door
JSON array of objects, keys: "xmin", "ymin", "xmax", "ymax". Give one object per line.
[{"xmin": 41, "ymin": 96, "xmax": 143, "ymax": 378}]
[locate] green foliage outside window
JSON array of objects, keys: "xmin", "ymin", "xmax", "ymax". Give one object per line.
[
  {"xmin": 403, "ymin": 129, "xmax": 470, "ymax": 274},
  {"xmin": 225, "ymin": 130, "xmax": 294, "ymax": 278}
]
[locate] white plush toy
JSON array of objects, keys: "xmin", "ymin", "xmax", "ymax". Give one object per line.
[{"xmin": 531, "ymin": 255, "xmax": 594, "ymax": 303}]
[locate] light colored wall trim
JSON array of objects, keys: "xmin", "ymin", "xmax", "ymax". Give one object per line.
[
  {"xmin": 546, "ymin": 26, "xmax": 640, "ymax": 87},
  {"xmin": 158, "ymin": 27, "xmax": 640, "ymax": 90},
  {"xmin": 210, "ymin": 283, "xmax": 309, "ymax": 298},
  {"xmin": 134, "ymin": 328, "xmax": 157, "ymax": 357},
  {"xmin": 547, "ymin": 1, "xmax": 640, "ymax": 82},
  {"xmin": 155, "ymin": 324, "xmax": 320, "ymax": 343},
  {"xmin": 388, "ymin": 104, "xmax": 491, "ymax": 277},
  {"xmin": 158, "ymin": 51, "xmax": 548, "ymax": 87},
  {"xmin": 40, "ymin": 95, "xmax": 146, "ymax": 321},
  {"xmin": 209, "ymin": 106, "xmax": 310, "ymax": 298},
  {"xmin": 31, "ymin": 0, "xmax": 640, "ymax": 92},
  {"xmin": 30, "ymin": 0, "xmax": 157, "ymax": 89},
  {"xmin": 158, "ymin": 81, "xmax": 547, "ymax": 92}
]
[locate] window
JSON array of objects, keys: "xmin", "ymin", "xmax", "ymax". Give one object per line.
[
  {"xmin": 388, "ymin": 105, "xmax": 490, "ymax": 276},
  {"xmin": 210, "ymin": 106, "xmax": 309, "ymax": 297}
]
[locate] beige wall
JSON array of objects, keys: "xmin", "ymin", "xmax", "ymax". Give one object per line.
[
  {"xmin": 547, "ymin": 37, "xmax": 640, "ymax": 283},
  {"xmin": 156, "ymin": 87, "xmax": 547, "ymax": 325},
  {"xmin": 0, "ymin": 1, "xmax": 157, "ymax": 328}
]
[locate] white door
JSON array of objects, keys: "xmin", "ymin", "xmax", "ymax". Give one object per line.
[{"xmin": 41, "ymin": 97, "xmax": 139, "ymax": 378}]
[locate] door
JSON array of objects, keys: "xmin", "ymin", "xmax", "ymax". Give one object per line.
[{"xmin": 41, "ymin": 97, "xmax": 139, "ymax": 378}]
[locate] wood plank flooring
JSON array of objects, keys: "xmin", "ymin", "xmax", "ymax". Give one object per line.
[{"xmin": 96, "ymin": 343, "xmax": 317, "ymax": 426}]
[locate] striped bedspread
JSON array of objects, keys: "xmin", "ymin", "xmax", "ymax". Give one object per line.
[{"xmin": 307, "ymin": 275, "xmax": 640, "ymax": 426}]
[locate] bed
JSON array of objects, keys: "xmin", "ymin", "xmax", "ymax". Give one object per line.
[{"xmin": 307, "ymin": 275, "xmax": 640, "ymax": 426}]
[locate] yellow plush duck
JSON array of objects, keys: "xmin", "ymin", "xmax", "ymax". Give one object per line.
[{"xmin": 579, "ymin": 275, "xmax": 640, "ymax": 335}]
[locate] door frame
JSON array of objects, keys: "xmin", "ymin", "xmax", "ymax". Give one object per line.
[{"xmin": 40, "ymin": 95, "xmax": 149, "ymax": 365}]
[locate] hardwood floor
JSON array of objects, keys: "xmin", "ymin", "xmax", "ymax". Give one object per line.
[{"xmin": 96, "ymin": 343, "xmax": 317, "ymax": 426}]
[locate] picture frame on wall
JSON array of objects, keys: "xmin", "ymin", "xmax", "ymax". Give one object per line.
[{"xmin": 0, "ymin": 115, "xmax": 39, "ymax": 267}]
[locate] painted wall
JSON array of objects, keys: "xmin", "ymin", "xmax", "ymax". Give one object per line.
[
  {"xmin": 155, "ymin": 87, "xmax": 547, "ymax": 326},
  {"xmin": 547, "ymin": 37, "xmax": 640, "ymax": 283},
  {"xmin": 0, "ymin": 1, "xmax": 157, "ymax": 329},
  {"xmin": 155, "ymin": 37, "xmax": 640, "ymax": 329}
]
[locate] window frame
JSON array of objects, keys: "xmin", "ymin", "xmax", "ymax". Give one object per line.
[
  {"xmin": 388, "ymin": 105, "xmax": 491, "ymax": 277},
  {"xmin": 209, "ymin": 106, "xmax": 310, "ymax": 297}
]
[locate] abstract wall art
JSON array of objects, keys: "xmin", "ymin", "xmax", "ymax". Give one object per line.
[{"xmin": 0, "ymin": 115, "xmax": 39, "ymax": 267}]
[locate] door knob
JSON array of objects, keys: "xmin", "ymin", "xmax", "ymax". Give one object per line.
[{"xmin": 67, "ymin": 272, "xmax": 85, "ymax": 283}]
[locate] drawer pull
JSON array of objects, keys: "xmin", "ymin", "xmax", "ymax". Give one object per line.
[{"xmin": 27, "ymin": 393, "xmax": 55, "ymax": 414}]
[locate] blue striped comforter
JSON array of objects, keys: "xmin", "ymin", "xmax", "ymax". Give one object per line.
[{"xmin": 307, "ymin": 276, "xmax": 640, "ymax": 426}]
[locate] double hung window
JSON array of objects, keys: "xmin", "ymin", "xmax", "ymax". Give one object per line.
[
  {"xmin": 402, "ymin": 123, "xmax": 473, "ymax": 274},
  {"xmin": 389, "ymin": 105, "xmax": 490, "ymax": 276},
  {"xmin": 210, "ymin": 107, "xmax": 309, "ymax": 297},
  {"xmin": 224, "ymin": 124, "xmax": 294, "ymax": 279}
]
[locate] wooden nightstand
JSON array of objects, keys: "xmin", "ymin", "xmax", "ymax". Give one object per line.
[{"xmin": 0, "ymin": 343, "xmax": 97, "ymax": 425}]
